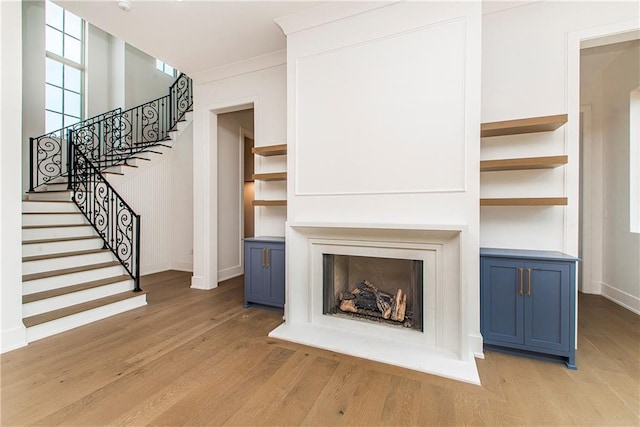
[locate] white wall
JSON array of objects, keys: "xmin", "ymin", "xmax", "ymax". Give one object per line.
[
  {"xmin": 21, "ymin": 0, "xmax": 45, "ymax": 194},
  {"xmin": 601, "ymin": 43, "xmax": 640, "ymax": 311},
  {"xmin": 124, "ymin": 44, "xmax": 175, "ymax": 109},
  {"xmin": 114, "ymin": 123, "xmax": 194, "ymax": 275},
  {"xmin": 280, "ymin": 1, "xmax": 482, "ymax": 358},
  {"xmin": 1, "ymin": 0, "xmax": 28, "ymax": 352},
  {"xmin": 191, "ymin": 53, "xmax": 287, "ymax": 290},
  {"xmin": 171, "ymin": 124, "xmax": 194, "ymax": 272},
  {"xmin": 481, "ymin": 1, "xmax": 639, "ymax": 256},
  {"xmin": 86, "ymin": 24, "xmax": 112, "ymax": 117},
  {"xmin": 217, "ymin": 109, "xmax": 254, "ymax": 282}
]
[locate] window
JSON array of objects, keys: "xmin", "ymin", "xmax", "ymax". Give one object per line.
[
  {"xmin": 631, "ymin": 87, "xmax": 640, "ymax": 233},
  {"xmin": 45, "ymin": 0, "xmax": 84, "ymax": 133},
  {"xmin": 156, "ymin": 59, "xmax": 176, "ymax": 77}
]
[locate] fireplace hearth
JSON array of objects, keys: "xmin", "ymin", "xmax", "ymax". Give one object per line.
[{"xmin": 268, "ymin": 223, "xmax": 480, "ymax": 384}]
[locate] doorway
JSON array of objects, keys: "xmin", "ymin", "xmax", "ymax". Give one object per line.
[
  {"xmin": 578, "ymin": 36, "xmax": 640, "ymax": 310},
  {"xmin": 217, "ymin": 108, "xmax": 255, "ymax": 282}
]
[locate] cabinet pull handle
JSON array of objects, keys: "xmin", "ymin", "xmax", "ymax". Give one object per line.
[
  {"xmin": 261, "ymin": 248, "xmax": 266, "ymax": 268},
  {"xmin": 518, "ymin": 267, "xmax": 523, "ymax": 296},
  {"xmin": 527, "ymin": 268, "xmax": 532, "ymax": 296},
  {"xmin": 265, "ymin": 248, "xmax": 270, "ymax": 268}
]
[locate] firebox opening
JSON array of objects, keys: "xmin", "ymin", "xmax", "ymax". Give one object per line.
[{"xmin": 323, "ymin": 254, "xmax": 423, "ymax": 332}]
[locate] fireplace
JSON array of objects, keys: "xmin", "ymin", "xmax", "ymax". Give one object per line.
[
  {"xmin": 269, "ymin": 223, "xmax": 480, "ymax": 384},
  {"xmin": 323, "ymin": 254, "xmax": 423, "ymax": 332}
]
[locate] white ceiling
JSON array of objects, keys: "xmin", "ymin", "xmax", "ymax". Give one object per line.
[{"xmin": 56, "ymin": 0, "xmax": 324, "ymax": 76}]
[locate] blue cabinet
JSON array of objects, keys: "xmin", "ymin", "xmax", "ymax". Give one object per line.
[
  {"xmin": 244, "ymin": 237, "xmax": 285, "ymax": 308},
  {"xmin": 480, "ymin": 248, "xmax": 578, "ymax": 369}
]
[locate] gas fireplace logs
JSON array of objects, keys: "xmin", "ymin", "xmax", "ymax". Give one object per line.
[{"xmin": 338, "ymin": 280, "xmax": 407, "ymax": 323}]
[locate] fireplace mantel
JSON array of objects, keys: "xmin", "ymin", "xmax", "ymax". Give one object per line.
[{"xmin": 269, "ymin": 222, "xmax": 480, "ymax": 385}]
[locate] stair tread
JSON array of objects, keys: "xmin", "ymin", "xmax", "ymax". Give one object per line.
[
  {"xmin": 28, "ymin": 190, "xmax": 71, "ymax": 194},
  {"xmin": 23, "ymin": 290, "xmax": 147, "ymax": 328},
  {"xmin": 22, "ymin": 212, "xmax": 82, "ymax": 215},
  {"xmin": 23, "ymin": 224, "xmax": 91, "ymax": 230},
  {"xmin": 23, "ymin": 274, "xmax": 132, "ymax": 303},
  {"xmin": 23, "ymin": 248, "xmax": 110, "ymax": 263},
  {"xmin": 23, "ymin": 235, "xmax": 100, "ymax": 245},
  {"xmin": 22, "ymin": 200, "xmax": 74, "ymax": 203},
  {"xmin": 22, "ymin": 260, "xmax": 121, "ymax": 282}
]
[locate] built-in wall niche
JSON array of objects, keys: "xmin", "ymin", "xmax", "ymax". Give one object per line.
[{"xmin": 323, "ymin": 254, "xmax": 423, "ymax": 332}]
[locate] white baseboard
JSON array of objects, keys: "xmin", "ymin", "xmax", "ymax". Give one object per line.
[
  {"xmin": 1, "ymin": 326, "xmax": 27, "ymax": 354},
  {"xmin": 469, "ymin": 333, "xmax": 484, "ymax": 359},
  {"xmin": 218, "ymin": 265, "xmax": 243, "ymax": 282},
  {"xmin": 190, "ymin": 275, "xmax": 218, "ymax": 290},
  {"xmin": 140, "ymin": 262, "xmax": 172, "ymax": 276},
  {"xmin": 601, "ymin": 282, "xmax": 640, "ymax": 315},
  {"xmin": 170, "ymin": 261, "xmax": 193, "ymax": 272}
]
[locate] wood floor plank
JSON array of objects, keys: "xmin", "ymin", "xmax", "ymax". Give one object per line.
[
  {"xmin": 299, "ymin": 361, "xmax": 365, "ymax": 426},
  {"xmin": 222, "ymin": 350, "xmax": 318, "ymax": 425},
  {"xmin": 2, "ymin": 271, "xmax": 639, "ymax": 426},
  {"xmin": 262, "ymin": 355, "xmax": 340, "ymax": 425}
]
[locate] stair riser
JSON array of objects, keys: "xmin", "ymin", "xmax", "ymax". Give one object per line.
[
  {"xmin": 22, "ymin": 226, "xmax": 95, "ymax": 241},
  {"xmin": 104, "ymin": 166, "xmax": 123, "ymax": 174},
  {"xmin": 27, "ymin": 192, "xmax": 73, "ymax": 201},
  {"xmin": 23, "ymin": 279, "xmax": 134, "ymax": 317},
  {"xmin": 24, "ymin": 265, "xmax": 125, "ymax": 294},
  {"xmin": 22, "ymin": 213, "xmax": 88, "ymax": 226},
  {"xmin": 23, "ymin": 252, "xmax": 115, "ymax": 275},
  {"xmin": 45, "ymin": 183, "xmax": 71, "ymax": 192},
  {"xmin": 22, "ymin": 201, "xmax": 76, "ymax": 213},
  {"xmin": 26, "ymin": 294, "xmax": 147, "ymax": 342},
  {"xmin": 22, "ymin": 238, "xmax": 104, "ymax": 257}
]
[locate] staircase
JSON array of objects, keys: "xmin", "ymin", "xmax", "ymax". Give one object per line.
[{"xmin": 23, "ymin": 74, "xmax": 193, "ymax": 342}]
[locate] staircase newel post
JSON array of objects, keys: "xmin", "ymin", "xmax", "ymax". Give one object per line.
[
  {"xmin": 67, "ymin": 129, "xmax": 73, "ymax": 190},
  {"xmin": 29, "ymin": 137, "xmax": 35, "ymax": 192}
]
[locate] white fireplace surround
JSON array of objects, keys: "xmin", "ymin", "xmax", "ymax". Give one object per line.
[{"xmin": 269, "ymin": 222, "xmax": 480, "ymax": 385}]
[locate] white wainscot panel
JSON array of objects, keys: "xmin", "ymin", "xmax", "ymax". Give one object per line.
[{"xmin": 295, "ymin": 19, "xmax": 467, "ymax": 196}]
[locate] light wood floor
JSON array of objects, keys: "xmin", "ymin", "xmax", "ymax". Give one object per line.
[{"xmin": 2, "ymin": 270, "xmax": 638, "ymax": 426}]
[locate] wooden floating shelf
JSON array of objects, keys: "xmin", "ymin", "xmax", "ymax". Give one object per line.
[
  {"xmin": 252, "ymin": 172, "xmax": 287, "ymax": 181},
  {"xmin": 480, "ymin": 197, "xmax": 568, "ymax": 207},
  {"xmin": 480, "ymin": 155, "xmax": 568, "ymax": 172},
  {"xmin": 252, "ymin": 200, "xmax": 287, "ymax": 207},
  {"xmin": 481, "ymin": 114, "xmax": 568, "ymax": 138},
  {"xmin": 252, "ymin": 144, "xmax": 287, "ymax": 157}
]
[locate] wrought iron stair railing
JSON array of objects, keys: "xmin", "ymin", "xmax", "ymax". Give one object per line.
[
  {"xmin": 30, "ymin": 73, "xmax": 193, "ymax": 191},
  {"xmin": 30, "ymin": 73, "xmax": 193, "ymax": 292},
  {"xmin": 69, "ymin": 141, "xmax": 141, "ymax": 291},
  {"xmin": 29, "ymin": 108, "xmax": 122, "ymax": 191}
]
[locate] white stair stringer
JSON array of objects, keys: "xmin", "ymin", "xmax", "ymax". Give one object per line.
[{"xmin": 21, "ymin": 197, "xmax": 147, "ymax": 343}]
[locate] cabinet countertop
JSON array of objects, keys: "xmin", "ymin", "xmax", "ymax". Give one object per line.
[
  {"xmin": 480, "ymin": 247, "xmax": 580, "ymax": 262},
  {"xmin": 244, "ymin": 236, "xmax": 285, "ymax": 244}
]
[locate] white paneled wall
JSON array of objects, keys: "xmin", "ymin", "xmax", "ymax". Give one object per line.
[
  {"xmin": 117, "ymin": 158, "xmax": 172, "ymax": 274},
  {"xmin": 114, "ymin": 125, "xmax": 193, "ymax": 275}
]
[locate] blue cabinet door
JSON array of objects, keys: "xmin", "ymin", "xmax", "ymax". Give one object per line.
[
  {"xmin": 524, "ymin": 262, "xmax": 571, "ymax": 352},
  {"xmin": 245, "ymin": 244, "xmax": 268, "ymax": 306},
  {"xmin": 266, "ymin": 244, "xmax": 285, "ymax": 306},
  {"xmin": 481, "ymin": 258, "xmax": 525, "ymax": 345}
]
